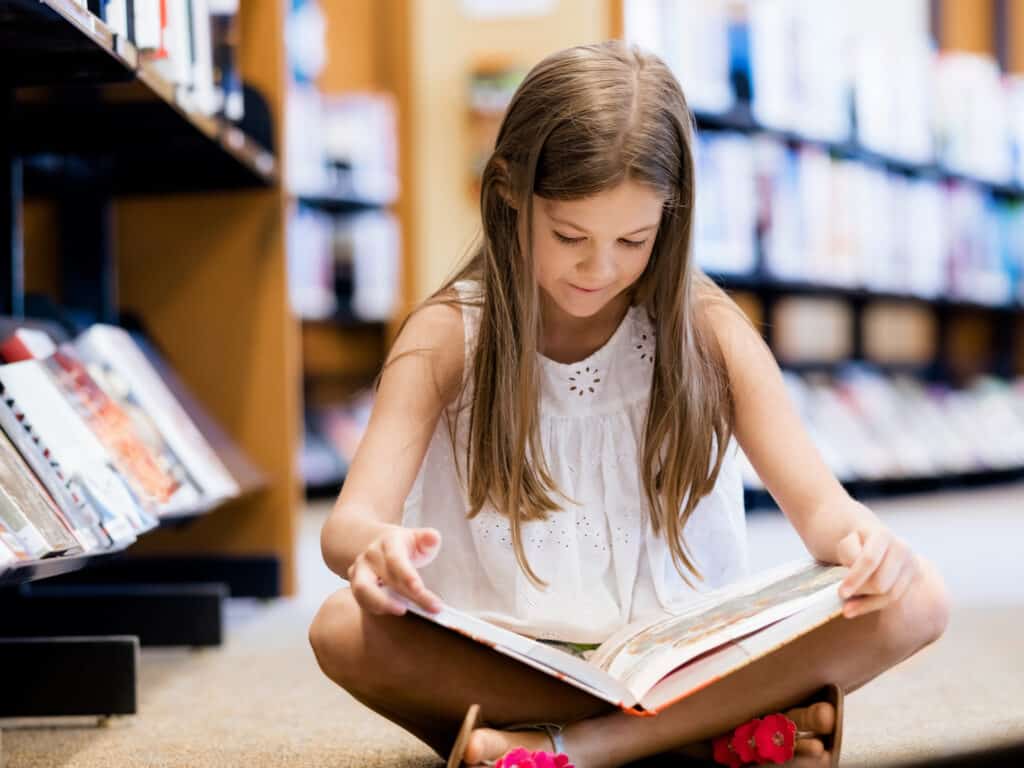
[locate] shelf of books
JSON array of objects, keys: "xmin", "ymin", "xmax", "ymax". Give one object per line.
[
  {"xmin": 604, "ymin": 0, "xmax": 1024, "ymax": 507},
  {"xmin": 3, "ymin": 0, "xmax": 276, "ymax": 193},
  {"xmin": 0, "ymin": 0, "xmax": 299, "ymax": 721}
]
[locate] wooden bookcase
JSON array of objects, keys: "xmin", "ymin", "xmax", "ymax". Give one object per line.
[{"xmin": 5, "ymin": 0, "xmax": 300, "ymax": 596}]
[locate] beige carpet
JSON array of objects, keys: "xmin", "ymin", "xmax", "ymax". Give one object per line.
[{"xmin": 4, "ymin": 489, "xmax": 1024, "ymax": 767}]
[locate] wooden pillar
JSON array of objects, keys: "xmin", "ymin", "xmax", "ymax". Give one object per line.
[{"xmin": 937, "ymin": 0, "xmax": 996, "ymax": 53}]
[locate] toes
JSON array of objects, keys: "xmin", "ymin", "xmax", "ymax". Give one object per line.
[
  {"xmin": 786, "ymin": 701, "xmax": 836, "ymax": 736},
  {"xmin": 794, "ymin": 737, "xmax": 824, "ymax": 756},
  {"xmin": 809, "ymin": 702, "xmax": 836, "ymax": 735}
]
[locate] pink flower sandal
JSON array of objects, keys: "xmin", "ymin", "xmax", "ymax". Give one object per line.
[
  {"xmin": 447, "ymin": 703, "xmax": 573, "ymax": 768},
  {"xmin": 712, "ymin": 684, "xmax": 844, "ymax": 767}
]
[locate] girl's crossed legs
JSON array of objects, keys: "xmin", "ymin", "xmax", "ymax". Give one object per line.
[{"xmin": 309, "ymin": 558, "xmax": 948, "ymax": 767}]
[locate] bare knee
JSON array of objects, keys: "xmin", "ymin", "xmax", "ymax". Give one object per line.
[
  {"xmin": 309, "ymin": 588, "xmax": 370, "ymax": 691},
  {"xmin": 878, "ymin": 556, "xmax": 950, "ymax": 658}
]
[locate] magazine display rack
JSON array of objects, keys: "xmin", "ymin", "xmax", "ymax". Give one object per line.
[{"xmin": 0, "ymin": 0, "xmax": 299, "ymax": 718}]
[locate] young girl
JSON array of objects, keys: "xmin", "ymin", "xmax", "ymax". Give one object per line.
[{"xmin": 310, "ymin": 41, "xmax": 949, "ymax": 768}]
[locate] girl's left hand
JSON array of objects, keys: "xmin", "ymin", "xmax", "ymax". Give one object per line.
[{"xmin": 836, "ymin": 526, "xmax": 919, "ymax": 619}]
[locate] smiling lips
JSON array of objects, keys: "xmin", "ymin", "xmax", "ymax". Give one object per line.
[{"xmin": 570, "ymin": 284, "xmax": 606, "ymax": 294}]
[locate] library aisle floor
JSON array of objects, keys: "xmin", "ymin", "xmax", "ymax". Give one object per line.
[{"xmin": 4, "ymin": 486, "xmax": 1024, "ymax": 767}]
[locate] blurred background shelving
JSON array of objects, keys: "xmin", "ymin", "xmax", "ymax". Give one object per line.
[{"xmin": 287, "ymin": 0, "xmax": 1024, "ymax": 512}]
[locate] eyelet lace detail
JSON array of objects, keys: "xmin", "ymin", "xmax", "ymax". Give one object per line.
[
  {"xmin": 568, "ymin": 366, "xmax": 601, "ymax": 397},
  {"xmin": 634, "ymin": 326, "xmax": 655, "ymax": 365}
]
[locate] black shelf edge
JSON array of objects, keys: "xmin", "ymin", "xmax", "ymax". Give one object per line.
[
  {"xmin": 707, "ymin": 271, "xmax": 1024, "ymax": 314},
  {"xmin": 304, "ymin": 475, "xmax": 346, "ymax": 500},
  {"xmin": 295, "ymin": 191, "xmax": 394, "ymax": 214},
  {"xmin": 300, "ymin": 314, "xmax": 390, "ymax": 332},
  {"xmin": 693, "ymin": 105, "xmax": 1024, "ymax": 199},
  {"xmin": 0, "ymin": 543, "xmax": 129, "ymax": 586},
  {"xmin": 1, "ymin": 484, "xmax": 267, "ymax": 585},
  {"xmin": 745, "ymin": 466, "xmax": 1024, "ymax": 510}
]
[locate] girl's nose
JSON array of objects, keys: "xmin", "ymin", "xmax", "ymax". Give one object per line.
[{"xmin": 577, "ymin": 245, "xmax": 617, "ymax": 284}]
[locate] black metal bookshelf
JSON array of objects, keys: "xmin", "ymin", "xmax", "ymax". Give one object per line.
[
  {"xmin": 0, "ymin": 0, "xmax": 281, "ymax": 717},
  {"xmin": 694, "ymin": 104, "xmax": 1024, "ymax": 200}
]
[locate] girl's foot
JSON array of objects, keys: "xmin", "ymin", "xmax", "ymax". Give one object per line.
[
  {"xmin": 462, "ymin": 700, "xmax": 836, "ymax": 767},
  {"xmin": 685, "ymin": 700, "xmax": 837, "ymax": 765},
  {"xmin": 464, "ymin": 726, "xmax": 555, "ymax": 765}
]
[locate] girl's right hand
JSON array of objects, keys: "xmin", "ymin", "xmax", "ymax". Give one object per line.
[{"xmin": 346, "ymin": 526, "xmax": 443, "ymax": 616}]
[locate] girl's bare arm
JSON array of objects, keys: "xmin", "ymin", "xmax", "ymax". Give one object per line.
[
  {"xmin": 320, "ymin": 301, "xmax": 464, "ymax": 582},
  {"xmin": 707, "ymin": 300, "xmax": 877, "ymax": 563}
]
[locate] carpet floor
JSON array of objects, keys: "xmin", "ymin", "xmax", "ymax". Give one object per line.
[{"xmin": 4, "ymin": 486, "xmax": 1024, "ymax": 767}]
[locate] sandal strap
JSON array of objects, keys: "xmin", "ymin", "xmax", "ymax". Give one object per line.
[
  {"xmin": 542, "ymin": 723, "xmax": 565, "ymax": 755},
  {"xmin": 501, "ymin": 721, "xmax": 565, "ymax": 755}
]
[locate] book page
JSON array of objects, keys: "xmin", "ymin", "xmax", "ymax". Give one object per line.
[
  {"xmin": 590, "ymin": 559, "xmax": 847, "ymax": 700},
  {"xmin": 639, "ymin": 592, "xmax": 844, "ymax": 714}
]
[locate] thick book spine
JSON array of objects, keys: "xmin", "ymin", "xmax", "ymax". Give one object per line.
[{"xmin": 189, "ymin": 0, "xmax": 218, "ymax": 114}]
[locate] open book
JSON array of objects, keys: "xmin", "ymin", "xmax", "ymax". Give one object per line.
[{"xmin": 398, "ymin": 558, "xmax": 848, "ymax": 716}]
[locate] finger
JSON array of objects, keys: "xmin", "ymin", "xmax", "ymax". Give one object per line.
[
  {"xmin": 382, "ymin": 538, "xmax": 442, "ymax": 612},
  {"xmin": 350, "ymin": 560, "xmax": 406, "ymax": 616},
  {"xmin": 836, "ymin": 531, "xmax": 862, "ymax": 568},
  {"xmin": 843, "ymin": 592, "xmax": 890, "ymax": 619},
  {"xmin": 866, "ymin": 539, "xmax": 907, "ymax": 596},
  {"xmin": 841, "ymin": 530, "xmax": 889, "ymax": 598},
  {"xmin": 889, "ymin": 557, "xmax": 918, "ymax": 603},
  {"xmin": 411, "ymin": 527, "xmax": 442, "ymax": 568}
]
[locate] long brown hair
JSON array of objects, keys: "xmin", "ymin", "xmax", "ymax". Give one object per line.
[{"xmin": 409, "ymin": 40, "xmax": 737, "ymax": 587}]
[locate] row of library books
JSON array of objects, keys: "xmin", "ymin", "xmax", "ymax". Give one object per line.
[
  {"xmin": 300, "ymin": 372, "xmax": 1024, "ymax": 502},
  {"xmin": 71, "ymin": 0, "xmax": 243, "ymax": 119},
  {"xmin": 626, "ymin": 0, "xmax": 1024, "ymax": 186},
  {"xmin": 695, "ymin": 131, "xmax": 1024, "ymax": 308},
  {"xmin": 0, "ymin": 322, "xmax": 249, "ymax": 574},
  {"xmin": 739, "ymin": 369, "xmax": 1024, "ymax": 490},
  {"xmin": 288, "ymin": 206, "xmax": 400, "ymax": 323}
]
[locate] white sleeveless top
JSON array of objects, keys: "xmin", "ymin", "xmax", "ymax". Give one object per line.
[{"xmin": 402, "ymin": 281, "xmax": 749, "ymax": 643}]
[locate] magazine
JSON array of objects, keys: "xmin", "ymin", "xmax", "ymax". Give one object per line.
[
  {"xmin": 76, "ymin": 325, "xmax": 240, "ymax": 505},
  {"xmin": 0, "ymin": 431, "xmax": 82, "ymax": 559},
  {"xmin": 399, "ymin": 558, "xmax": 847, "ymax": 715}
]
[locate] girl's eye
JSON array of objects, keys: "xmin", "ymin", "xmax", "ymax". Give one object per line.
[
  {"xmin": 554, "ymin": 231, "xmax": 585, "ymax": 246},
  {"xmin": 553, "ymin": 231, "xmax": 647, "ymax": 249}
]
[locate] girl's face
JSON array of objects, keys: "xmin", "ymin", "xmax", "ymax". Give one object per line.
[{"xmin": 530, "ymin": 179, "xmax": 665, "ymax": 319}]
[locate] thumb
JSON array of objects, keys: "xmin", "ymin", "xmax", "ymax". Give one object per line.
[
  {"xmin": 409, "ymin": 527, "xmax": 442, "ymax": 568},
  {"xmin": 837, "ymin": 531, "xmax": 862, "ymax": 567}
]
